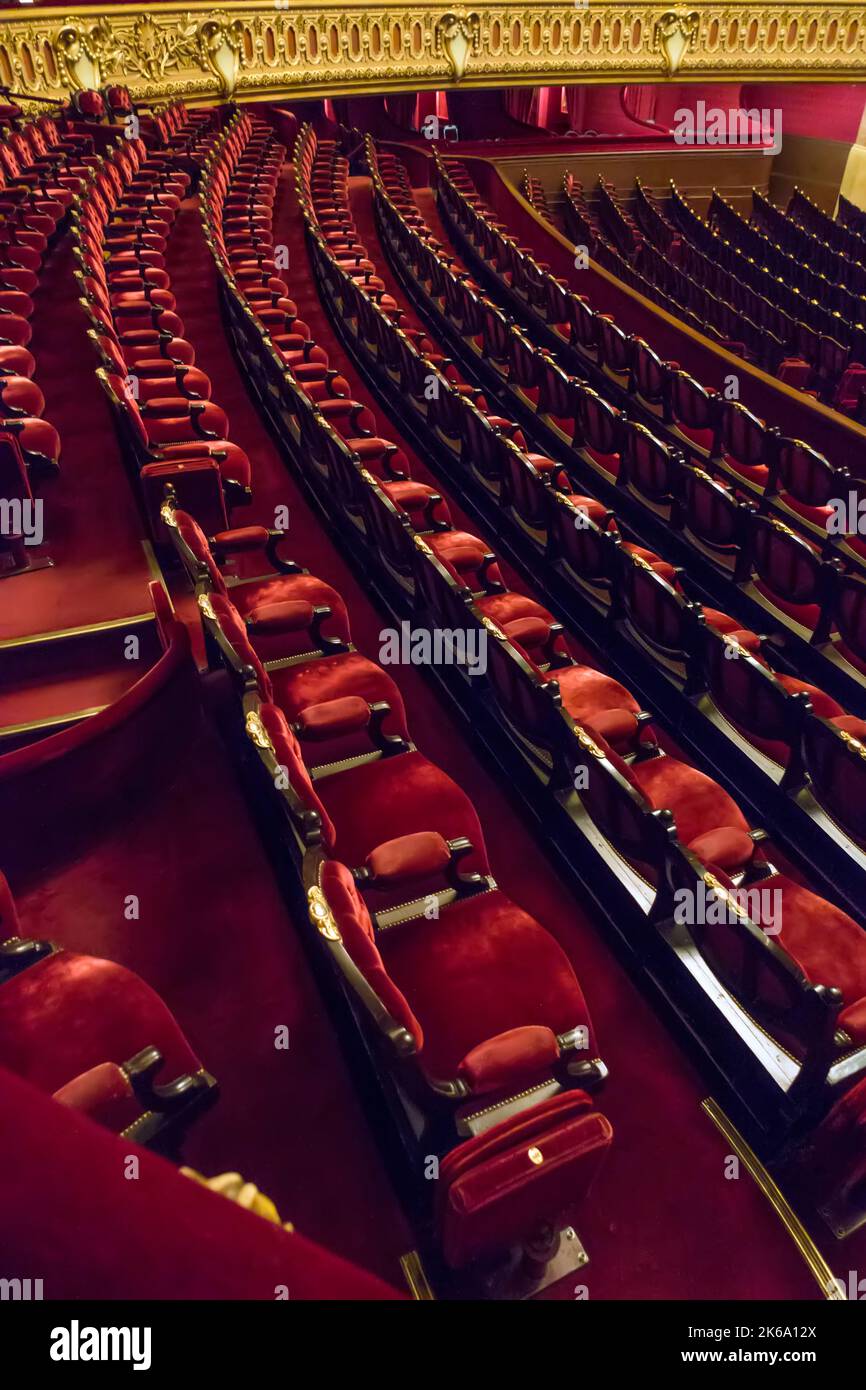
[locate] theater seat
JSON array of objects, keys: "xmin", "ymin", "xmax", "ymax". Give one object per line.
[
  {"xmin": 703, "ymin": 867, "xmax": 866, "ymax": 1046},
  {"xmin": 259, "ymin": 702, "xmax": 488, "ymax": 878},
  {"xmin": 0, "ymin": 906, "xmax": 215, "ymax": 1143},
  {"xmin": 317, "ymin": 857, "xmax": 601, "ymax": 1097}
]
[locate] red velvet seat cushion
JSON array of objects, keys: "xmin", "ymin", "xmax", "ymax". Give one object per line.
[
  {"xmin": 53, "ymin": 1060, "xmax": 141, "ymax": 1133},
  {"xmin": 745, "ymin": 877, "xmax": 866, "ymax": 1044},
  {"xmin": 271, "ymin": 650, "xmax": 409, "ymax": 742},
  {"xmin": 0, "ymin": 952, "xmax": 201, "ymax": 1094},
  {"xmin": 235, "ymin": 574, "xmax": 351, "ymax": 655},
  {"xmin": 631, "ymin": 755, "xmax": 751, "ymax": 855},
  {"xmin": 379, "ymin": 889, "xmax": 594, "ymax": 1084},
  {"xmin": 551, "ymin": 665, "xmax": 641, "ymax": 734},
  {"xmin": 316, "ymin": 749, "xmax": 489, "ymax": 876},
  {"xmin": 475, "ymin": 592, "xmax": 555, "ymax": 627}
]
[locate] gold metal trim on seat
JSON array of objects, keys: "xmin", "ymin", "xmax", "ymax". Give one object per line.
[{"xmin": 701, "ymin": 1097, "xmax": 846, "ymax": 1301}]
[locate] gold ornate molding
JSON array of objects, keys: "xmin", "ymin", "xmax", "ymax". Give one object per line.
[{"xmin": 1, "ymin": 4, "xmax": 866, "ymax": 108}]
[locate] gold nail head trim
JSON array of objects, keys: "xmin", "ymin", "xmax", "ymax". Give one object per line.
[
  {"xmin": 245, "ymin": 710, "xmax": 273, "ymax": 752},
  {"xmin": 307, "ymin": 886, "xmax": 341, "ymax": 942},
  {"xmin": 528, "ymin": 1146, "xmax": 544, "ymax": 1166},
  {"xmin": 197, "ymin": 593, "xmax": 216, "ymax": 621}
]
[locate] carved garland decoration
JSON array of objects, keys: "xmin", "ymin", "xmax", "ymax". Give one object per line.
[{"xmin": 1, "ymin": 6, "xmax": 866, "ymax": 108}]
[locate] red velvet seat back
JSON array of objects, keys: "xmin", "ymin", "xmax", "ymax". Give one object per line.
[
  {"xmin": 750, "ymin": 517, "xmax": 823, "ymax": 607},
  {"xmin": 258, "ymin": 703, "xmax": 336, "ymax": 849},
  {"xmin": 319, "ymin": 861, "xmax": 422, "ymax": 1044},
  {"xmin": 718, "ymin": 400, "xmax": 768, "ymax": 468},
  {"xmin": 801, "ymin": 715, "xmax": 866, "ymax": 847},
  {"xmin": 209, "ymin": 593, "xmax": 273, "ymax": 698},
  {"xmin": 175, "ymin": 509, "xmax": 227, "ymax": 594},
  {"xmin": 775, "ymin": 437, "xmax": 837, "ymax": 505},
  {"xmin": 669, "ymin": 370, "xmax": 716, "ymax": 433},
  {"xmin": 835, "ymin": 573, "xmax": 866, "ymax": 663}
]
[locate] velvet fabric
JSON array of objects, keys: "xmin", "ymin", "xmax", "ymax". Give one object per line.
[
  {"xmin": 552, "ymin": 664, "xmax": 641, "ymax": 731},
  {"xmin": 271, "ymin": 651, "xmax": 409, "ymax": 742},
  {"xmin": 458, "ymin": 1024, "xmax": 560, "ymax": 1092},
  {"xmin": 319, "ymin": 861, "xmax": 423, "ymax": 1043},
  {"xmin": 0, "ymin": 951, "xmax": 202, "ymax": 1094},
  {"xmin": 52, "ymin": 1060, "xmax": 142, "ymax": 1133},
  {"xmin": 437, "ymin": 1089, "xmax": 613, "ymax": 1268},
  {"xmin": 766, "ymin": 877, "xmax": 866, "ymax": 1043},
  {"xmin": 366, "ymin": 831, "xmax": 451, "ymax": 883},
  {"xmin": 379, "ymin": 888, "xmax": 595, "ymax": 1083},
  {"xmin": 475, "ymin": 591, "xmax": 555, "ymax": 628},
  {"xmin": 315, "ymin": 748, "xmax": 490, "ymax": 877},
  {"xmin": 0, "ymin": 1064, "xmax": 402, "ymax": 1300},
  {"xmin": 606, "ymin": 744, "xmax": 754, "ymax": 860}
]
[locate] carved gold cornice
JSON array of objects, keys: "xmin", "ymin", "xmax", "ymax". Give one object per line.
[{"xmin": 1, "ymin": 5, "xmax": 866, "ymax": 108}]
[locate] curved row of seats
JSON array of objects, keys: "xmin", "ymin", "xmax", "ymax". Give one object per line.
[
  {"xmin": 666, "ymin": 185, "xmax": 865, "ymax": 400},
  {"xmin": 70, "ymin": 86, "xmax": 214, "ymax": 161},
  {"xmin": 803, "ymin": 186, "xmax": 866, "ymax": 261},
  {"xmin": 197, "ymin": 116, "xmax": 866, "ymax": 1231},
  {"xmin": 603, "ymin": 181, "xmax": 809, "ymax": 384},
  {"xmin": 196, "ymin": 113, "xmax": 620, "ymax": 1280},
  {"xmin": 193, "ymin": 122, "xmax": 866, "ymax": 1228},
  {"xmin": 754, "ymin": 187, "xmax": 866, "ymax": 303},
  {"xmin": 334, "ymin": 138, "xmax": 866, "ymax": 887},
  {"xmin": 441, "ymin": 155, "xmax": 866, "ymax": 534},
  {"xmin": 598, "ymin": 176, "xmax": 862, "ymax": 399},
  {"xmin": 709, "ymin": 189, "xmax": 866, "ymax": 356},
  {"xmin": 365, "ymin": 140, "xmax": 866, "ymax": 870},
  {"xmin": 202, "ymin": 114, "xmax": 462, "ymax": 536},
  {"xmin": 72, "ymin": 126, "xmax": 254, "ymax": 537},
  {"xmin": 0, "ymin": 113, "xmax": 74, "ymax": 489},
  {"xmin": 164, "ymin": 490, "xmax": 614, "ymax": 1273},
  {"xmin": 424, "ymin": 155, "xmax": 866, "ymax": 704}
]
